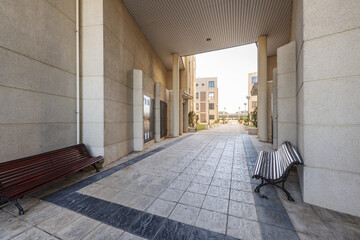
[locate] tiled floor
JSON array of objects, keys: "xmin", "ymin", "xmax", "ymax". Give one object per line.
[{"xmin": 1, "ymin": 124, "xmax": 360, "ymax": 240}]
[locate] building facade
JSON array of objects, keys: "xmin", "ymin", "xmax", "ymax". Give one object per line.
[
  {"xmin": 247, "ymin": 72, "xmax": 258, "ymax": 114},
  {"xmin": 194, "ymin": 77, "xmax": 219, "ymax": 124}
]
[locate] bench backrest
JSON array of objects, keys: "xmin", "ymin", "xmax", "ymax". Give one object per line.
[
  {"xmin": 253, "ymin": 141, "xmax": 303, "ymax": 180},
  {"xmin": 0, "ymin": 144, "xmax": 91, "ymax": 191}
]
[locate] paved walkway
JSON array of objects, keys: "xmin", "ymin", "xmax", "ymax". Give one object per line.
[{"xmin": 1, "ymin": 124, "xmax": 360, "ymax": 239}]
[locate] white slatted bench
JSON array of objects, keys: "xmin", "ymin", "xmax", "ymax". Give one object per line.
[{"xmin": 252, "ymin": 141, "xmax": 303, "ymax": 201}]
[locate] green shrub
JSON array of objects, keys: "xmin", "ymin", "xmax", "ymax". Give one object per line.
[
  {"xmin": 250, "ymin": 107, "xmax": 258, "ymax": 127},
  {"xmin": 188, "ymin": 111, "xmax": 196, "ymax": 127}
]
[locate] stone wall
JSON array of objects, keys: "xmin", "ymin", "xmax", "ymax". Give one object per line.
[
  {"xmin": 102, "ymin": 0, "xmax": 168, "ymax": 164},
  {"xmin": 293, "ymin": 0, "xmax": 360, "ymax": 216},
  {"xmin": 0, "ymin": 0, "xmax": 76, "ymax": 161}
]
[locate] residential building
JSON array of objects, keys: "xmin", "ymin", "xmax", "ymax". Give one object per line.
[
  {"xmin": 247, "ymin": 72, "xmax": 258, "ymax": 114},
  {"xmin": 194, "ymin": 77, "xmax": 219, "ymax": 124}
]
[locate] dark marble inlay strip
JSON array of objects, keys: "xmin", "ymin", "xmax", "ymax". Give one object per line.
[
  {"xmin": 45, "ymin": 192, "xmax": 235, "ymax": 240},
  {"xmin": 242, "ymin": 135, "xmax": 299, "ymax": 240},
  {"xmin": 43, "ymin": 134, "xmax": 238, "ymax": 239}
]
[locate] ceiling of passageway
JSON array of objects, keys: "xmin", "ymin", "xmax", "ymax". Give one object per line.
[{"xmin": 122, "ymin": 0, "xmax": 292, "ymax": 70}]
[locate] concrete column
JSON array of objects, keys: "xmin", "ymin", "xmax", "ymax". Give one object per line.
[
  {"xmin": 155, "ymin": 82, "xmax": 161, "ymax": 142},
  {"xmin": 179, "ymin": 94, "xmax": 183, "ymax": 135},
  {"xmin": 183, "ymin": 100, "xmax": 189, "ymax": 133},
  {"xmin": 277, "ymin": 41, "xmax": 297, "ymax": 146},
  {"xmin": 132, "ymin": 69, "xmax": 143, "ymax": 151},
  {"xmin": 257, "ymin": 36, "xmax": 268, "ymax": 141},
  {"xmin": 172, "ymin": 53, "xmax": 180, "ymax": 137},
  {"xmin": 272, "ymin": 68, "xmax": 278, "ymax": 149}
]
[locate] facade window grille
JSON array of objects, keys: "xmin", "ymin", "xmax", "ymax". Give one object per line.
[
  {"xmin": 208, "ymin": 81, "xmax": 215, "ymax": 88},
  {"xmin": 209, "ymin": 103, "xmax": 214, "ymax": 109}
]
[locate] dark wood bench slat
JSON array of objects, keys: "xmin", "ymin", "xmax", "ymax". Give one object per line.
[
  {"xmin": 0, "ymin": 155, "xmax": 94, "ymax": 189},
  {"xmin": 0, "ymin": 157, "xmax": 102, "ymax": 200},
  {"xmin": 0, "ymin": 144, "xmax": 103, "ymax": 215},
  {"xmin": 0, "ymin": 154, "xmax": 91, "ymax": 179}
]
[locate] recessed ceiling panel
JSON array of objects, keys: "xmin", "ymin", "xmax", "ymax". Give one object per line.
[{"xmin": 122, "ymin": 0, "xmax": 292, "ymax": 69}]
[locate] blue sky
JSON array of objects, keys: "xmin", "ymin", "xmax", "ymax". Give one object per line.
[{"xmin": 195, "ymin": 43, "xmax": 257, "ymax": 113}]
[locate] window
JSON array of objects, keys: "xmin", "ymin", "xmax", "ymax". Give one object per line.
[
  {"xmin": 252, "ymin": 76, "xmax": 258, "ymax": 84},
  {"xmin": 209, "ymin": 92, "xmax": 215, "ymax": 99},
  {"xmin": 209, "ymin": 103, "xmax": 214, "ymax": 109},
  {"xmin": 208, "ymin": 81, "xmax": 215, "ymax": 88},
  {"xmin": 202, "ymin": 83, "xmax": 205, "ymax": 86},
  {"xmin": 209, "ymin": 115, "xmax": 215, "ymax": 120},
  {"xmin": 196, "ymin": 92, "xmax": 199, "ymax": 99},
  {"xmin": 196, "ymin": 83, "xmax": 198, "ymax": 87},
  {"xmin": 196, "ymin": 103, "xmax": 199, "ymax": 110}
]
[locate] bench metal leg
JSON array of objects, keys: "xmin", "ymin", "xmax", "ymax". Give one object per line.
[
  {"xmin": 279, "ymin": 180, "xmax": 294, "ymax": 201},
  {"xmin": 255, "ymin": 179, "xmax": 266, "ymax": 193},
  {"xmin": 12, "ymin": 199, "xmax": 25, "ymax": 215},
  {"xmin": 92, "ymin": 164, "xmax": 99, "ymax": 172}
]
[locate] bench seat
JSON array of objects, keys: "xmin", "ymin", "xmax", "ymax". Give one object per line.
[
  {"xmin": 252, "ymin": 141, "xmax": 303, "ymax": 201},
  {"xmin": 0, "ymin": 144, "xmax": 103, "ymax": 215}
]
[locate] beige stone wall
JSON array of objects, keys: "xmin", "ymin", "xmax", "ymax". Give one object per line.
[
  {"xmin": 293, "ymin": 0, "xmax": 360, "ymax": 217},
  {"xmin": 102, "ymin": 0, "xmax": 168, "ymax": 164},
  {"xmin": 0, "ymin": 0, "xmax": 76, "ymax": 161},
  {"xmin": 267, "ymin": 56, "xmax": 277, "ymax": 141}
]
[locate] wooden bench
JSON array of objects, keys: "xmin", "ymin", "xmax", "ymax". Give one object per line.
[
  {"xmin": 252, "ymin": 141, "xmax": 303, "ymax": 201},
  {"xmin": 0, "ymin": 144, "xmax": 103, "ymax": 215}
]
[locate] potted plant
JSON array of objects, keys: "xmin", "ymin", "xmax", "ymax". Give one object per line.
[
  {"xmin": 188, "ymin": 111, "xmax": 197, "ymax": 132},
  {"xmin": 248, "ymin": 107, "xmax": 258, "ymax": 135}
]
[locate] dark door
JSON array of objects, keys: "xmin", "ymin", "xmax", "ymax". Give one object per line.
[
  {"xmin": 160, "ymin": 101, "xmax": 167, "ymax": 138},
  {"xmin": 144, "ymin": 95, "xmax": 154, "ymax": 143}
]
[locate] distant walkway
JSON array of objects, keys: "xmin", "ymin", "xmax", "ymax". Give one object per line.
[{"xmin": 1, "ymin": 124, "xmax": 359, "ymax": 240}]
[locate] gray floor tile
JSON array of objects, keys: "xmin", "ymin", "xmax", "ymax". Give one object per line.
[
  {"xmin": 179, "ymin": 192, "xmax": 205, "ymax": 208},
  {"xmin": 229, "ymin": 200, "xmax": 258, "ymax": 221},
  {"xmin": 142, "ymin": 184, "xmax": 166, "ymax": 197},
  {"xmin": 82, "ymin": 224, "xmax": 124, "ymax": 240},
  {"xmin": 211, "ymin": 178, "xmax": 231, "ymax": 188},
  {"xmin": 231, "ymin": 180, "xmax": 252, "ymax": 192},
  {"xmin": 193, "ymin": 175, "xmax": 212, "ymax": 185},
  {"xmin": 125, "ymin": 194, "xmax": 156, "ymax": 211},
  {"xmin": 55, "ymin": 216, "xmax": 101, "ymax": 240},
  {"xmin": 227, "ymin": 216, "xmax": 262, "ymax": 240},
  {"xmin": 207, "ymin": 186, "xmax": 230, "ymax": 199},
  {"xmin": 12, "ymin": 227, "xmax": 54, "ymax": 240},
  {"xmin": 158, "ymin": 188, "xmax": 184, "ymax": 202},
  {"xmin": 168, "ymin": 179, "xmax": 191, "ymax": 191},
  {"xmin": 230, "ymin": 189, "xmax": 255, "ymax": 204},
  {"xmin": 195, "ymin": 209, "xmax": 227, "ymax": 234},
  {"xmin": 110, "ymin": 189, "xmax": 138, "ymax": 205},
  {"xmin": 169, "ymin": 204, "xmax": 200, "ymax": 225},
  {"xmin": 146, "ymin": 199, "xmax": 176, "ymax": 217},
  {"xmin": 152, "ymin": 177, "xmax": 173, "ymax": 187},
  {"xmin": 187, "ymin": 182, "xmax": 209, "ymax": 195},
  {"xmin": 202, "ymin": 195, "xmax": 228, "ymax": 214}
]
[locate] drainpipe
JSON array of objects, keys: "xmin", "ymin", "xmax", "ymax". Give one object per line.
[{"xmin": 76, "ymin": 0, "xmax": 80, "ymax": 144}]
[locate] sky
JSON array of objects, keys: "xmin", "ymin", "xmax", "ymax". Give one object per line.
[{"xmin": 195, "ymin": 43, "xmax": 257, "ymax": 114}]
